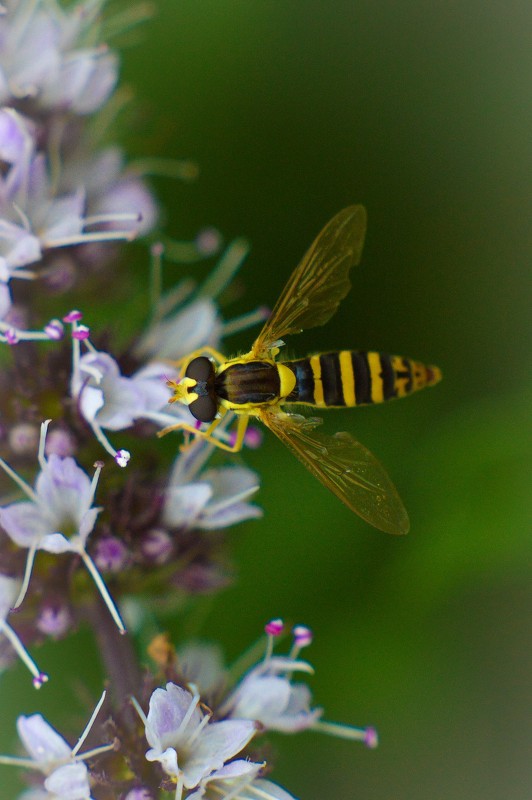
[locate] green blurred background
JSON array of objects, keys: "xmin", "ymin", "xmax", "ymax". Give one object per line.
[{"xmin": 2, "ymin": 2, "xmax": 531, "ymax": 798}]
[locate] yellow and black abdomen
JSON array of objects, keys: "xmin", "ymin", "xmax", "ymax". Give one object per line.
[{"xmin": 283, "ymin": 351, "xmax": 441, "ymax": 408}]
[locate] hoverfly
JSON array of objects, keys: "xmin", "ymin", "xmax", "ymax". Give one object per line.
[{"xmin": 159, "ymin": 206, "xmax": 441, "ymax": 534}]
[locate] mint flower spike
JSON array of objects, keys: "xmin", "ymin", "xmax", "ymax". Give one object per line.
[
  {"xmin": 0, "ymin": 690, "xmax": 113, "ymax": 799},
  {"xmin": 0, "ymin": 420, "xmax": 127, "ymax": 634},
  {"xmin": 0, "ymin": 575, "xmax": 48, "ymax": 688},
  {"xmin": 133, "ymin": 682, "xmax": 257, "ymax": 800}
]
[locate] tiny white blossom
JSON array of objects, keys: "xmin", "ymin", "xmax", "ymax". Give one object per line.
[
  {"xmin": 221, "ymin": 655, "xmax": 321, "ymax": 734},
  {"xmin": 164, "ymin": 440, "xmax": 262, "ymax": 531},
  {"xmin": 0, "ymin": 691, "xmax": 112, "ymax": 800},
  {"xmin": 188, "ymin": 768, "xmax": 299, "ymax": 800},
  {"xmin": 139, "ymin": 682, "xmax": 256, "ymax": 800},
  {"xmin": 74, "ymin": 351, "xmax": 175, "ymax": 432},
  {"xmin": 138, "ymin": 297, "xmax": 222, "ymax": 362},
  {"xmin": 0, "ymin": 421, "xmax": 126, "ymax": 632},
  {"xmin": 219, "ymin": 622, "xmax": 378, "ymax": 747},
  {"xmin": 184, "ymin": 759, "xmax": 300, "ymax": 800}
]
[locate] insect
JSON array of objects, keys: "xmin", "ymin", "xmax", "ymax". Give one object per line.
[{"xmin": 159, "ymin": 206, "xmax": 441, "ymax": 534}]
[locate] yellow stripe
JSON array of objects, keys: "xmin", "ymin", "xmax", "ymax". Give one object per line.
[
  {"xmin": 339, "ymin": 350, "xmax": 356, "ymax": 406},
  {"xmin": 310, "ymin": 355, "xmax": 325, "ymax": 406},
  {"xmin": 367, "ymin": 351, "xmax": 384, "ymax": 403}
]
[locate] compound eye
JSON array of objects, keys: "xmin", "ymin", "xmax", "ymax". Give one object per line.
[
  {"xmin": 188, "ymin": 394, "xmax": 218, "ymax": 423},
  {"xmin": 185, "ymin": 356, "xmax": 214, "ymax": 382}
]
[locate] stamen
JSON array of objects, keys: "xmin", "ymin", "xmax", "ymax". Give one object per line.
[
  {"xmin": 290, "ymin": 625, "xmax": 313, "ymax": 659},
  {"xmin": 130, "ymin": 156, "xmax": 199, "ymax": 182},
  {"xmin": 196, "ymin": 227, "xmax": 222, "ymax": 256},
  {"xmin": 115, "ymin": 449, "xmax": 131, "ymax": 468},
  {"xmin": 63, "ymin": 310, "xmax": 83, "ymax": 323},
  {"xmin": 38, "ymin": 420, "xmax": 51, "ymax": 469},
  {"xmin": 8, "ymin": 269, "xmax": 37, "ymax": 280},
  {"xmin": 104, "ymin": 2, "xmax": 155, "ymax": 39},
  {"xmin": 83, "ymin": 212, "xmax": 141, "ymax": 227},
  {"xmin": 185, "ymin": 708, "xmax": 211, "ymax": 748},
  {"xmin": 264, "ymin": 618, "xmax": 284, "ymax": 663},
  {"xmin": 43, "ymin": 229, "xmax": 137, "ymax": 249},
  {"xmin": 311, "ymin": 720, "xmax": 379, "ymax": 747},
  {"xmin": 130, "ymin": 695, "xmax": 148, "ymax": 726},
  {"xmin": 78, "ymin": 549, "xmax": 126, "ymax": 634},
  {"xmin": 82, "ymin": 416, "xmax": 127, "ymax": 465},
  {"xmin": 44, "ymin": 319, "xmax": 64, "ymax": 340},
  {"xmin": 72, "ymin": 325, "xmax": 90, "ymax": 341},
  {"xmin": 223, "ymin": 306, "xmax": 270, "ymax": 337},
  {"xmin": 149, "ymin": 242, "xmax": 164, "ymax": 318},
  {"xmin": 0, "ymin": 456, "xmax": 38, "ymax": 502},
  {"xmin": 71, "ymin": 690, "xmax": 107, "ymax": 756},
  {"xmin": 88, "ymin": 461, "xmax": 104, "ymax": 507},
  {"xmin": 153, "ymin": 277, "xmax": 196, "ymax": 320},
  {"xmin": 174, "ymin": 771, "xmax": 184, "ymax": 800},
  {"xmin": 175, "ymin": 690, "xmax": 201, "ymax": 739},
  {"xmin": 0, "ymin": 755, "xmax": 42, "ymax": 769},
  {"xmin": 12, "ymin": 539, "xmax": 38, "ymax": 609},
  {"xmin": 0, "ymin": 620, "xmax": 49, "ymax": 688},
  {"xmin": 162, "ymin": 238, "xmax": 211, "ymax": 264},
  {"xmin": 0, "ymin": 324, "xmax": 53, "ymax": 343},
  {"xmin": 200, "ymin": 238, "xmax": 250, "ymax": 299}
]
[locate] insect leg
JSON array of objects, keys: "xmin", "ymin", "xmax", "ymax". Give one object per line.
[{"xmin": 158, "ymin": 412, "xmax": 250, "ymax": 453}]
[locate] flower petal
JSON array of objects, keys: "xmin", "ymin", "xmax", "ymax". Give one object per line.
[
  {"xmin": 16, "ymin": 714, "xmax": 71, "ymax": 765},
  {"xmin": 44, "ymin": 762, "xmax": 91, "ymax": 800},
  {"xmin": 182, "ymin": 719, "xmax": 256, "ymax": 788},
  {"xmin": 0, "ymin": 502, "xmax": 48, "ymax": 547}
]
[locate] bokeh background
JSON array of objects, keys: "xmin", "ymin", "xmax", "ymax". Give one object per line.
[{"xmin": 1, "ymin": 2, "xmax": 531, "ymax": 799}]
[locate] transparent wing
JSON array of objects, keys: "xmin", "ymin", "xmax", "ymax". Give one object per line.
[
  {"xmin": 251, "ymin": 205, "xmax": 367, "ymax": 357},
  {"xmin": 259, "ymin": 408, "xmax": 409, "ymax": 534}
]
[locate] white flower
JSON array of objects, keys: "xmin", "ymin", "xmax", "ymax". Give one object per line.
[
  {"xmin": 221, "ymin": 655, "xmax": 322, "ymax": 734},
  {"xmin": 141, "ymin": 682, "xmax": 256, "ymax": 799},
  {"xmin": 0, "ymin": 453, "xmax": 100, "ymax": 554},
  {"xmin": 164, "ymin": 441, "xmax": 262, "ymax": 531},
  {"xmin": 0, "ymin": 421, "xmax": 125, "ymax": 632},
  {"xmin": 137, "ymin": 297, "xmax": 222, "ymax": 362},
  {"xmin": 74, "ymin": 351, "xmax": 174, "ymax": 432},
  {"xmin": 0, "ymin": 692, "xmax": 112, "ymax": 800},
  {"xmin": 220, "ymin": 621, "xmax": 378, "ymax": 747},
  {"xmin": 185, "ymin": 761, "xmax": 301, "ymax": 800}
]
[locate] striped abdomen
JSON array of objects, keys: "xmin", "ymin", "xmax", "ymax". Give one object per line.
[{"xmin": 283, "ymin": 351, "xmax": 441, "ymax": 407}]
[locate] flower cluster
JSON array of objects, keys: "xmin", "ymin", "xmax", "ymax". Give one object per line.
[
  {"xmin": 1, "ymin": 621, "xmax": 376, "ymax": 799},
  {"xmin": 0, "ymin": 2, "xmax": 379, "ymax": 799},
  {"xmin": 0, "ymin": 0, "xmax": 157, "ymax": 343}
]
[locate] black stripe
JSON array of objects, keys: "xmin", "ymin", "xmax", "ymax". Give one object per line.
[
  {"xmin": 320, "ymin": 353, "xmax": 345, "ymax": 406},
  {"xmin": 286, "ymin": 359, "xmax": 315, "ymax": 403},
  {"xmin": 352, "ymin": 351, "xmax": 372, "ymax": 404},
  {"xmin": 395, "ymin": 358, "xmax": 413, "ymax": 394},
  {"xmin": 379, "ymin": 353, "xmax": 397, "ymax": 401}
]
